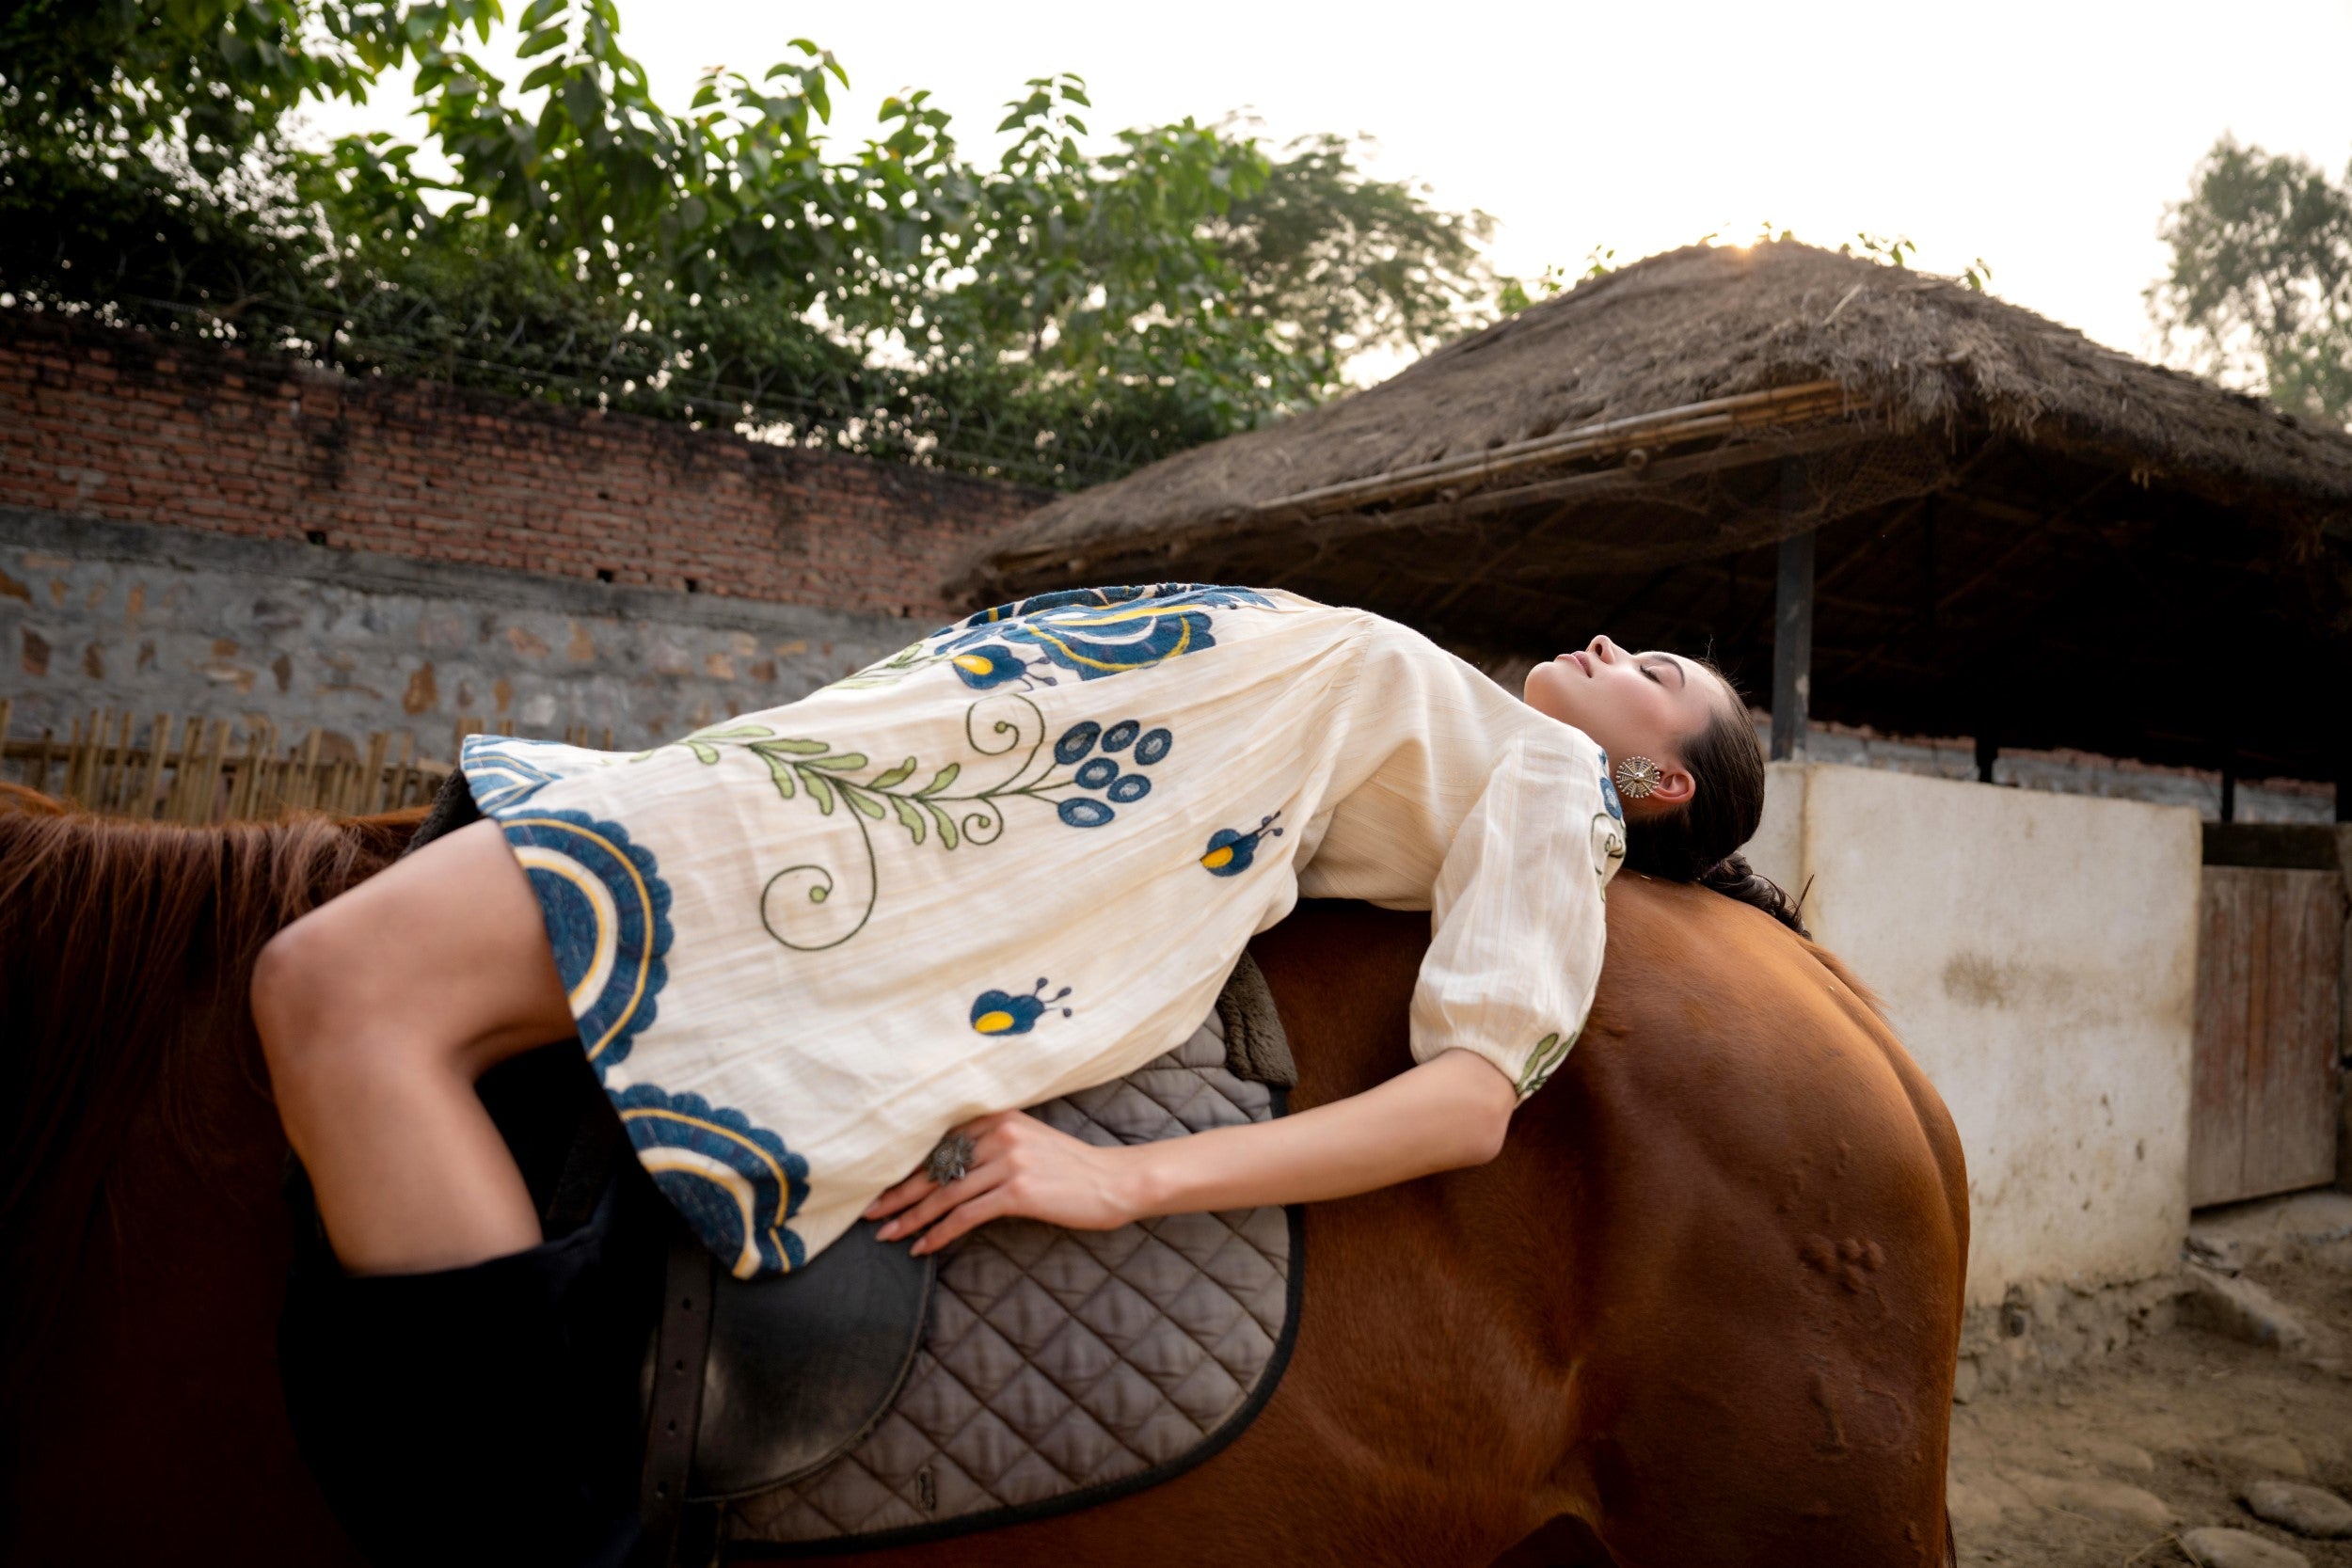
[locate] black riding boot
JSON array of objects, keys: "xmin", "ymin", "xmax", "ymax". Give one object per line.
[{"xmin": 277, "ymin": 1174, "xmax": 654, "ymax": 1568}]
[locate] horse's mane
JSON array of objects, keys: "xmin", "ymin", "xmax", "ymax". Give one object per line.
[{"xmin": 0, "ymin": 797, "xmax": 417, "ymax": 1372}]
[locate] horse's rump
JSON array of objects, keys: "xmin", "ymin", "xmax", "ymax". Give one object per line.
[{"xmin": 1525, "ymin": 877, "xmax": 1966, "ymax": 1563}]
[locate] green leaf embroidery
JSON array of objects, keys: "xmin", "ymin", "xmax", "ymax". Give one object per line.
[
  {"xmin": 868, "ymin": 756, "xmax": 918, "ymax": 789},
  {"xmin": 890, "ymin": 794, "xmax": 927, "ymax": 844},
  {"xmin": 921, "ymin": 798, "xmax": 960, "ymax": 849},
  {"xmin": 801, "ymin": 768, "xmax": 836, "ymax": 816},
  {"xmin": 914, "ymin": 763, "xmax": 960, "ymax": 796},
  {"xmin": 759, "ymin": 737, "xmax": 832, "ymax": 755},
  {"xmin": 843, "ymin": 785, "xmax": 887, "ymax": 821},
  {"xmin": 802, "ymin": 752, "xmax": 868, "ymax": 771},
  {"xmin": 756, "ymin": 749, "xmax": 797, "ymax": 800},
  {"xmin": 673, "ymin": 722, "xmax": 776, "ymax": 767},
  {"xmin": 1516, "ymin": 1030, "xmax": 1574, "ymax": 1099}
]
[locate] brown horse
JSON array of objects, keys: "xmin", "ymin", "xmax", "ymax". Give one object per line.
[{"xmin": 0, "ymin": 799, "xmax": 1965, "ymax": 1568}]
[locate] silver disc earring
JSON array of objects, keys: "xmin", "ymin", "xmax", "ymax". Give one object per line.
[{"xmin": 1613, "ymin": 755, "xmax": 1662, "ymax": 800}]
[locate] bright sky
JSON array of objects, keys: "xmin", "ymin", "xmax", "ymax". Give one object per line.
[{"xmin": 303, "ymin": 0, "xmax": 2352, "ymax": 366}]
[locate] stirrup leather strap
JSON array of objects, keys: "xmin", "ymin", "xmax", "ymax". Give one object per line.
[{"xmin": 638, "ymin": 1228, "xmax": 716, "ymax": 1561}]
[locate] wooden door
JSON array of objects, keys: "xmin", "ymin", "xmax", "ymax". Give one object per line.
[{"xmin": 2189, "ymin": 866, "xmax": 2344, "ymax": 1208}]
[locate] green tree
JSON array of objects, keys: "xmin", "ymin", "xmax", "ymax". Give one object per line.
[
  {"xmin": 1215, "ymin": 132, "xmax": 1494, "ymax": 374},
  {"xmin": 0, "ymin": 0, "xmax": 1502, "ymax": 484},
  {"xmin": 2152, "ymin": 135, "xmax": 2352, "ymax": 426}
]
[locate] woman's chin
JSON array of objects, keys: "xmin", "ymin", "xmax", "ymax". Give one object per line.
[{"xmin": 1520, "ymin": 662, "xmax": 1579, "ymax": 723}]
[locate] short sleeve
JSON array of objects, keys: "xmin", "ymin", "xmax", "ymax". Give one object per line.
[{"xmin": 1408, "ymin": 732, "xmax": 1623, "ymax": 1099}]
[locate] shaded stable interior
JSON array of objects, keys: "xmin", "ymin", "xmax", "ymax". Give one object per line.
[{"xmin": 1311, "ymin": 429, "xmax": 2339, "ymax": 786}]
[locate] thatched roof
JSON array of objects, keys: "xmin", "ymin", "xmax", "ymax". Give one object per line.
[
  {"xmin": 956, "ymin": 242, "xmax": 2352, "ymax": 782},
  {"xmin": 965, "ymin": 241, "xmax": 2352, "ymax": 599}
]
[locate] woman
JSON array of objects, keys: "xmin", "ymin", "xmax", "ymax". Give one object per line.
[{"xmin": 253, "ymin": 584, "xmax": 1794, "ymax": 1561}]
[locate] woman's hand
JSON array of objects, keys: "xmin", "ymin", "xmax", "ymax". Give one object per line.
[
  {"xmin": 864, "ymin": 1111, "xmax": 1139, "ymax": 1257},
  {"xmin": 863, "ymin": 1050, "xmax": 1519, "ymax": 1259}
]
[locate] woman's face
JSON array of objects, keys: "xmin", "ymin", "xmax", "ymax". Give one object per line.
[{"xmin": 1521, "ymin": 636, "xmax": 1726, "ymax": 813}]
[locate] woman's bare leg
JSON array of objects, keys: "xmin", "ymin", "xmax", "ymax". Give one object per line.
[{"xmin": 253, "ymin": 818, "xmax": 578, "ymax": 1275}]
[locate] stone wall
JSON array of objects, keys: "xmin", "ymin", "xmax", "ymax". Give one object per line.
[
  {"xmin": 1, "ymin": 510, "xmax": 924, "ymax": 761},
  {"xmin": 0, "ymin": 313, "xmax": 1045, "ymax": 757}
]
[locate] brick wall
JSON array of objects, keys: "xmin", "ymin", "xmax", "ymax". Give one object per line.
[{"xmin": 0, "ymin": 312, "xmax": 1044, "ymax": 623}]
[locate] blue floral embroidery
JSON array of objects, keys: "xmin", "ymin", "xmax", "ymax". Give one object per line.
[
  {"xmin": 1201, "ymin": 812, "xmax": 1285, "ymax": 876},
  {"xmin": 496, "ymin": 810, "xmax": 673, "ymax": 1074},
  {"xmin": 461, "ymin": 735, "xmax": 573, "ymax": 814},
  {"xmin": 945, "ymin": 646, "xmax": 1027, "ymax": 689},
  {"xmin": 1050, "ymin": 717, "xmax": 1168, "ymax": 828},
  {"xmin": 612, "ymin": 1085, "xmax": 808, "ymax": 1277},
  {"xmin": 1597, "ymin": 748, "xmax": 1627, "ymax": 824},
  {"xmin": 969, "ymin": 978, "xmax": 1074, "ymax": 1036},
  {"xmin": 938, "ymin": 584, "xmax": 1272, "ymax": 689},
  {"xmin": 834, "ymin": 583, "xmax": 1271, "ymax": 692},
  {"xmin": 653, "ymin": 699, "xmax": 1182, "ymax": 953}
]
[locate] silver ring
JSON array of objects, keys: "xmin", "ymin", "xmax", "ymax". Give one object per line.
[{"xmin": 925, "ymin": 1131, "xmax": 977, "ymax": 1186}]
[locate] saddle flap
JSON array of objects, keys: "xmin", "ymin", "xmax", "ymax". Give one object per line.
[{"xmin": 675, "ymin": 1217, "xmax": 934, "ymax": 1501}]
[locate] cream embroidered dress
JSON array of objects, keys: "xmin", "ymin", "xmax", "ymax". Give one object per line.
[{"xmin": 459, "ymin": 586, "xmax": 1627, "ymax": 1278}]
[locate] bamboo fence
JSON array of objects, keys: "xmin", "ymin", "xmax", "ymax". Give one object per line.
[{"xmin": 0, "ymin": 704, "xmax": 616, "ymax": 822}]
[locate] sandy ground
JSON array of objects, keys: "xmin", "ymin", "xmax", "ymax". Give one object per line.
[{"xmin": 1947, "ymin": 1240, "xmax": 2352, "ymax": 1566}]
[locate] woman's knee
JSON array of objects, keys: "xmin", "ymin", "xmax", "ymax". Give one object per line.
[
  {"xmin": 252, "ymin": 903, "xmax": 389, "ymax": 1087},
  {"xmin": 253, "ymin": 821, "xmax": 575, "ymax": 1090}
]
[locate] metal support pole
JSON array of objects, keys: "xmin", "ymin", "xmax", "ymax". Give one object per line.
[
  {"xmin": 2336, "ymin": 678, "xmax": 2352, "ymax": 823},
  {"xmin": 1771, "ymin": 464, "xmax": 1815, "ymax": 763}
]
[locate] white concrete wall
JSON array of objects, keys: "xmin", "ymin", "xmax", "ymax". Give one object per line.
[{"xmin": 1747, "ymin": 762, "xmax": 2201, "ymax": 1308}]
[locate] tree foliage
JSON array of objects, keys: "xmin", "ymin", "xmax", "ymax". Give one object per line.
[
  {"xmin": 0, "ymin": 0, "xmax": 1500, "ymax": 483},
  {"xmin": 2152, "ymin": 135, "xmax": 2352, "ymax": 427}
]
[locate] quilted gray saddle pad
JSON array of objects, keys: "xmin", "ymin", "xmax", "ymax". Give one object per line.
[{"xmin": 725, "ymin": 978, "xmax": 1302, "ymax": 1553}]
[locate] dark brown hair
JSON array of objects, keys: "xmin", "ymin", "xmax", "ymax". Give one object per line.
[{"xmin": 1620, "ymin": 660, "xmax": 1808, "ymax": 936}]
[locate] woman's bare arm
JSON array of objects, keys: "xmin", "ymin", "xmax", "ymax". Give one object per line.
[{"xmin": 865, "ymin": 1048, "xmax": 1518, "ymax": 1257}]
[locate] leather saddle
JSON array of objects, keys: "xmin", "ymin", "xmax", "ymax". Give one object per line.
[{"xmin": 476, "ymin": 1038, "xmax": 932, "ymax": 1568}]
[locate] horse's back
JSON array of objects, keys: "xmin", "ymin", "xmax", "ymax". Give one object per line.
[
  {"xmin": 1542, "ymin": 875, "xmax": 1965, "ymax": 1566},
  {"xmin": 1, "ymin": 816, "xmax": 1963, "ymax": 1568}
]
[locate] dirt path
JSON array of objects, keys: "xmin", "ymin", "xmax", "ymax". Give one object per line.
[{"xmin": 1947, "ymin": 1241, "xmax": 2352, "ymax": 1566}]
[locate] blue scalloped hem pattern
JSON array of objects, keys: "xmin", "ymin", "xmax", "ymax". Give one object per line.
[
  {"xmin": 612, "ymin": 1083, "xmax": 810, "ymax": 1277},
  {"xmin": 494, "ymin": 807, "xmax": 674, "ymax": 1077}
]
